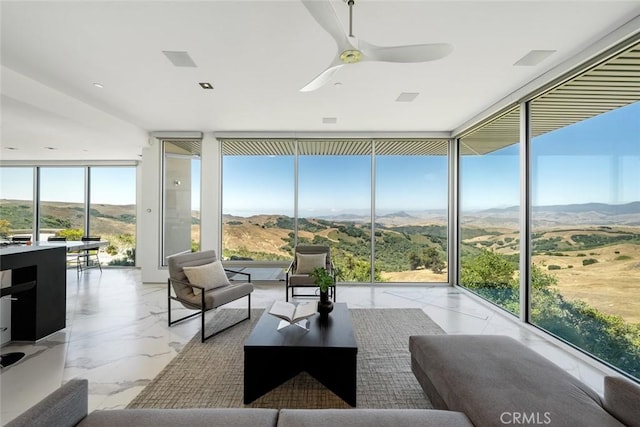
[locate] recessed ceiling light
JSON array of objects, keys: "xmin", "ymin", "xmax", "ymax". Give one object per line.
[
  {"xmin": 45, "ymin": 147, "xmax": 56, "ymax": 150},
  {"xmin": 514, "ymin": 50, "xmax": 556, "ymax": 66},
  {"xmin": 396, "ymin": 92, "xmax": 419, "ymax": 102},
  {"xmin": 4, "ymin": 147, "xmax": 17, "ymax": 150},
  {"xmin": 93, "ymin": 82, "xmax": 104, "ymax": 89},
  {"xmin": 334, "ymin": 82, "xmax": 343, "ymax": 87},
  {"xmin": 199, "ymin": 82, "xmax": 214, "ymax": 90},
  {"xmin": 162, "ymin": 51, "xmax": 197, "ymax": 68},
  {"xmin": 322, "ymin": 117, "xmax": 337, "ymax": 124}
]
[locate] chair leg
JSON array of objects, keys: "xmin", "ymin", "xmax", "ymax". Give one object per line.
[
  {"xmin": 167, "ymin": 280, "xmax": 202, "ymax": 328},
  {"xmin": 200, "ymin": 294, "xmax": 252, "ymax": 343},
  {"xmin": 167, "ymin": 279, "xmax": 172, "ymax": 327},
  {"xmin": 201, "ymin": 291, "xmax": 206, "ymax": 343}
]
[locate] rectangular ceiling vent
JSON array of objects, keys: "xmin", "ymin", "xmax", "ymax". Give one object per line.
[
  {"xmin": 396, "ymin": 92, "xmax": 419, "ymax": 102},
  {"xmin": 162, "ymin": 51, "xmax": 197, "ymax": 68},
  {"xmin": 514, "ymin": 50, "xmax": 556, "ymax": 66}
]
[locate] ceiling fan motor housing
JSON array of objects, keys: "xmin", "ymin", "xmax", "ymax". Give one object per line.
[{"xmin": 340, "ymin": 49, "xmax": 362, "ymax": 63}]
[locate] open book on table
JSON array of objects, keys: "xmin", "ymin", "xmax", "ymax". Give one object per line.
[{"xmin": 268, "ymin": 300, "xmax": 318, "ymax": 324}]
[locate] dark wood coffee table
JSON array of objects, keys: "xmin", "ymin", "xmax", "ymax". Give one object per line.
[{"xmin": 244, "ymin": 302, "xmax": 358, "ymax": 406}]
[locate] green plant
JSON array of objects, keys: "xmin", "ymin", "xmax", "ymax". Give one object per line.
[
  {"xmin": 58, "ymin": 228, "xmax": 84, "ymax": 240},
  {"xmin": 0, "ymin": 219, "xmax": 10, "ymax": 238},
  {"xmin": 311, "ymin": 267, "xmax": 335, "ymax": 293}
]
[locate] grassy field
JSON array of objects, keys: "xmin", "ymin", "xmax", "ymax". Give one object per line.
[
  {"xmin": 462, "ymin": 225, "xmax": 640, "ymax": 324},
  {"xmin": 221, "ymin": 216, "xmax": 640, "ymax": 323},
  {"xmin": 534, "ymin": 242, "xmax": 640, "ymax": 323},
  {"xmin": 380, "ymin": 269, "xmax": 447, "ymax": 283},
  {"xmin": 5, "ymin": 199, "xmax": 637, "ymax": 323}
]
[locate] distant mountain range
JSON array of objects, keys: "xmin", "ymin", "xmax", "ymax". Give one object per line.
[
  {"xmin": 483, "ymin": 201, "xmax": 640, "ymax": 215},
  {"xmin": 476, "ymin": 201, "xmax": 640, "ymax": 228},
  {"xmin": 3, "ymin": 198, "xmax": 637, "ymax": 234},
  {"xmin": 303, "ymin": 201, "xmax": 640, "ymax": 228}
]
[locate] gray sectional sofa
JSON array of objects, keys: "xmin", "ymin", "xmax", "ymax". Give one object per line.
[
  {"xmin": 8, "ymin": 334, "xmax": 640, "ymax": 426},
  {"xmin": 6, "ymin": 379, "xmax": 474, "ymax": 427},
  {"xmin": 409, "ymin": 334, "xmax": 640, "ymax": 427}
]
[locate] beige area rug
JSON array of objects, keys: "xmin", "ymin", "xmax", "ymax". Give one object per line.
[{"xmin": 127, "ymin": 308, "xmax": 444, "ymax": 409}]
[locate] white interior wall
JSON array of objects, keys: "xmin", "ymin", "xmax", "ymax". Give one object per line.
[
  {"xmin": 139, "ymin": 133, "xmax": 221, "ymax": 283},
  {"xmin": 139, "ymin": 137, "xmax": 164, "ymax": 283},
  {"xmin": 200, "ymin": 134, "xmax": 221, "ymax": 255}
]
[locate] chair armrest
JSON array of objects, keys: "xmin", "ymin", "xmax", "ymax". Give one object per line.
[
  {"xmin": 285, "ymin": 261, "xmax": 295, "ymax": 274},
  {"xmin": 169, "ymin": 277, "xmax": 205, "ymax": 290},
  {"xmin": 224, "ymin": 268, "xmax": 252, "ymax": 282}
]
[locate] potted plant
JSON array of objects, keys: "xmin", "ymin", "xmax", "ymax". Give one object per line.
[{"xmin": 311, "ymin": 266, "xmax": 335, "ymax": 318}]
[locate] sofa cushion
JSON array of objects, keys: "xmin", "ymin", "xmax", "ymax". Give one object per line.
[
  {"xmin": 78, "ymin": 408, "xmax": 278, "ymax": 427},
  {"xmin": 277, "ymin": 409, "xmax": 473, "ymax": 427},
  {"xmin": 409, "ymin": 335, "xmax": 624, "ymax": 427},
  {"xmin": 603, "ymin": 375, "xmax": 640, "ymax": 426}
]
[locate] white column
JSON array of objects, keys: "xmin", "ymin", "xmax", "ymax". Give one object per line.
[
  {"xmin": 139, "ymin": 136, "xmax": 165, "ymax": 283},
  {"xmin": 200, "ymin": 133, "xmax": 221, "ymax": 255}
]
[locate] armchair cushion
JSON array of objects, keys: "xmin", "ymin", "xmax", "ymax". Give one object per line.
[
  {"xmin": 177, "ymin": 282, "xmax": 254, "ymax": 310},
  {"xmin": 183, "ymin": 260, "xmax": 231, "ymax": 295},
  {"xmin": 295, "ymin": 253, "xmax": 327, "ymax": 274}
]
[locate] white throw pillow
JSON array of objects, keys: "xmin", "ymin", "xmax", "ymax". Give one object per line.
[
  {"xmin": 296, "ymin": 253, "xmax": 327, "ymax": 274},
  {"xmin": 183, "ymin": 261, "xmax": 231, "ymax": 296}
]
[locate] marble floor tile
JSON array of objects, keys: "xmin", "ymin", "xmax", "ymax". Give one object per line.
[{"xmin": 0, "ymin": 269, "xmax": 623, "ymax": 424}]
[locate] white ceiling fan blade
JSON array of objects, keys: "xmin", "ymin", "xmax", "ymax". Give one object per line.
[
  {"xmin": 300, "ymin": 61, "xmax": 345, "ymax": 92},
  {"xmin": 360, "ymin": 40, "xmax": 453, "ymax": 63},
  {"xmin": 301, "ymin": 0, "xmax": 352, "ymax": 51}
]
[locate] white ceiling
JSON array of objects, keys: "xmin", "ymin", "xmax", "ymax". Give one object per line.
[{"xmin": 1, "ymin": 1, "xmax": 639, "ymax": 161}]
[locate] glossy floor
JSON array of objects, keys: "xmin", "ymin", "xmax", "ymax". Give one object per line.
[{"xmin": 0, "ymin": 269, "xmax": 620, "ymax": 424}]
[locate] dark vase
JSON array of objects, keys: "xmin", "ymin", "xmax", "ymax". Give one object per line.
[{"xmin": 318, "ymin": 289, "xmax": 334, "ymax": 319}]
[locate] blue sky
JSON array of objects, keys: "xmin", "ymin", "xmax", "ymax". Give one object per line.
[
  {"xmin": 1, "ymin": 102, "xmax": 638, "ymax": 214},
  {"xmin": 531, "ymin": 101, "xmax": 639, "ymax": 207},
  {"xmin": 223, "ymin": 153, "xmax": 449, "ymax": 216},
  {"xmin": 225, "ymin": 101, "xmax": 638, "ymax": 214},
  {"xmin": 0, "ymin": 166, "xmax": 136, "ymax": 205}
]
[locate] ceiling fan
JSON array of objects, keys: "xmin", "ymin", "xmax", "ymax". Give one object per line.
[{"xmin": 300, "ymin": 0, "xmax": 453, "ymax": 92}]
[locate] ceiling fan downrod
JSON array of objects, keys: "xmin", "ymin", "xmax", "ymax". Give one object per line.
[{"xmin": 347, "ymin": 0, "xmax": 355, "ymax": 38}]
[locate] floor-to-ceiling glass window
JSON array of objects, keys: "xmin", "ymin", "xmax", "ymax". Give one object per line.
[
  {"xmin": 221, "ymin": 140, "xmax": 295, "ymax": 273},
  {"xmin": 298, "ymin": 140, "xmax": 372, "ymax": 282},
  {"xmin": 162, "ymin": 140, "xmax": 201, "ymax": 265},
  {"xmin": 459, "ymin": 108, "xmax": 521, "ymax": 315},
  {"xmin": 0, "ymin": 167, "xmax": 34, "ymax": 240},
  {"xmin": 529, "ymin": 43, "xmax": 640, "ymax": 380},
  {"xmin": 89, "ymin": 167, "xmax": 136, "ymax": 266},
  {"xmin": 374, "ymin": 140, "xmax": 449, "ymax": 283},
  {"xmin": 39, "ymin": 167, "xmax": 85, "ymax": 240}
]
